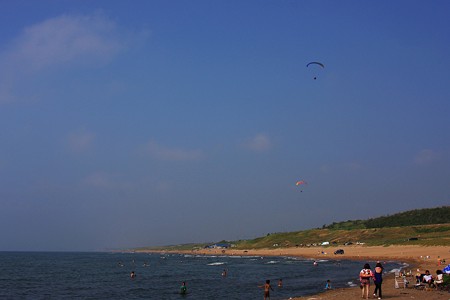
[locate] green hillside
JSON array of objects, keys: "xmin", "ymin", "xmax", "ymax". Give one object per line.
[
  {"xmin": 136, "ymin": 206, "xmax": 450, "ymax": 251},
  {"xmin": 324, "ymin": 206, "xmax": 450, "ymax": 230},
  {"xmin": 233, "ymin": 223, "xmax": 450, "ymax": 249},
  {"xmin": 232, "ymin": 206, "xmax": 450, "ymax": 248}
]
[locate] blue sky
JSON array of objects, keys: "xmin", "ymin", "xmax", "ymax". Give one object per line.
[{"xmin": 0, "ymin": 1, "xmax": 449, "ymax": 251}]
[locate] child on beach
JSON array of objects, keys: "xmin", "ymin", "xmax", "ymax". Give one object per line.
[
  {"xmin": 325, "ymin": 279, "xmax": 331, "ymax": 289},
  {"xmin": 359, "ymin": 263, "xmax": 373, "ymax": 299},
  {"xmin": 258, "ymin": 279, "xmax": 274, "ymax": 300}
]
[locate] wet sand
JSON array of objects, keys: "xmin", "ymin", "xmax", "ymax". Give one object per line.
[{"xmin": 145, "ymin": 245, "xmax": 450, "ymax": 300}]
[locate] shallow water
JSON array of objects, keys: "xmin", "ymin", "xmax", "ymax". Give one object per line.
[{"xmin": 0, "ymin": 252, "xmax": 402, "ymax": 299}]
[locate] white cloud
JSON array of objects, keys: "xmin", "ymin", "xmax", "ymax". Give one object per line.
[
  {"xmin": 66, "ymin": 130, "xmax": 95, "ymax": 153},
  {"xmin": 82, "ymin": 171, "xmax": 135, "ymax": 190},
  {"xmin": 243, "ymin": 133, "xmax": 271, "ymax": 152},
  {"xmin": 83, "ymin": 172, "xmax": 114, "ymax": 188},
  {"xmin": 11, "ymin": 13, "xmax": 124, "ymax": 70},
  {"xmin": 155, "ymin": 181, "xmax": 171, "ymax": 192},
  {"xmin": 344, "ymin": 162, "xmax": 362, "ymax": 171},
  {"xmin": 319, "ymin": 162, "xmax": 361, "ymax": 173},
  {"xmin": 414, "ymin": 149, "xmax": 439, "ymax": 165},
  {"xmin": 142, "ymin": 140, "xmax": 203, "ymax": 161},
  {"xmin": 320, "ymin": 164, "xmax": 331, "ymax": 174},
  {"xmin": 0, "ymin": 13, "xmax": 143, "ymax": 103}
]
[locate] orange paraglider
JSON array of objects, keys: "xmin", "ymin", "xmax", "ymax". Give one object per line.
[{"xmin": 295, "ymin": 180, "xmax": 308, "ymax": 192}]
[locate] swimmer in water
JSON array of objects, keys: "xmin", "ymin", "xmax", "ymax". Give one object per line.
[{"xmin": 180, "ymin": 281, "xmax": 187, "ymax": 295}]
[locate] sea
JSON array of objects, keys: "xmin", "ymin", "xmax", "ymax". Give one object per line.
[{"xmin": 0, "ymin": 251, "xmax": 405, "ymax": 299}]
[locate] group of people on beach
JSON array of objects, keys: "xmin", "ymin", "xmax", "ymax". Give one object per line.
[
  {"xmin": 415, "ymin": 268, "xmax": 444, "ymax": 288},
  {"xmin": 359, "ymin": 262, "xmax": 384, "ymax": 299},
  {"xmin": 129, "ymin": 258, "xmax": 450, "ymax": 299},
  {"xmin": 177, "ymin": 264, "xmax": 447, "ymax": 299}
]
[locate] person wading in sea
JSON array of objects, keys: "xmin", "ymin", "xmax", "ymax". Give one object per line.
[{"xmin": 258, "ymin": 279, "xmax": 274, "ymax": 300}]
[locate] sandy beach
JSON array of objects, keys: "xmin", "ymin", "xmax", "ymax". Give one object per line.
[{"xmin": 147, "ymin": 245, "xmax": 450, "ymax": 300}]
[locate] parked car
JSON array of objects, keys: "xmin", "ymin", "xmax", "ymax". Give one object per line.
[{"xmin": 334, "ymin": 249, "xmax": 345, "ymax": 255}]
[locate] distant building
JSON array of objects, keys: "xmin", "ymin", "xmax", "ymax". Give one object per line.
[{"xmin": 204, "ymin": 243, "xmax": 231, "ymax": 249}]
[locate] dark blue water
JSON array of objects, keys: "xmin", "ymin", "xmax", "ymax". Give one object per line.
[{"xmin": 0, "ymin": 252, "xmax": 403, "ymax": 299}]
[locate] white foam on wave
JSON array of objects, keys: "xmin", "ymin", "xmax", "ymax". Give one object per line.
[
  {"xmin": 389, "ymin": 268, "xmax": 401, "ymax": 273},
  {"xmin": 347, "ymin": 281, "xmax": 358, "ymax": 287},
  {"xmin": 285, "ymin": 257, "xmax": 300, "ymax": 261},
  {"xmin": 266, "ymin": 260, "xmax": 279, "ymax": 264},
  {"xmin": 207, "ymin": 262, "xmax": 226, "ymax": 266}
]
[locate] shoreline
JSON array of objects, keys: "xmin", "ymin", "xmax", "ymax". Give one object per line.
[{"xmin": 137, "ymin": 245, "xmax": 449, "ymax": 299}]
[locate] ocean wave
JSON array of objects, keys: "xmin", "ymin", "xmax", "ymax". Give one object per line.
[
  {"xmin": 266, "ymin": 260, "xmax": 279, "ymax": 264},
  {"xmin": 207, "ymin": 262, "xmax": 226, "ymax": 266}
]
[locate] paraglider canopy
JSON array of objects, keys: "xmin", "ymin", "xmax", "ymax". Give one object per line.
[
  {"xmin": 306, "ymin": 62, "xmax": 325, "ymax": 68},
  {"xmin": 306, "ymin": 62, "xmax": 324, "ymax": 80},
  {"xmin": 295, "ymin": 180, "xmax": 308, "ymax": 192}
]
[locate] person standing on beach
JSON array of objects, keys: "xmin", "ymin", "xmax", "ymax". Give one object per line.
[
  {"xmin": 359, "ymin": 263, "xmax": 373, "ymax": 299},
  {"xmin": 258, "ymin": 279, "xmax": 273, "ymax": 300},
  {"xmin": 373, "ymin": 262, "xmax": 383, "ymax": 299}
]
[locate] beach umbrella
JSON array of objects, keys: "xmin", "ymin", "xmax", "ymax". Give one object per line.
[{"xmin": 443, "ymin": 264, "xmax": 450, "ymax": 274}]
